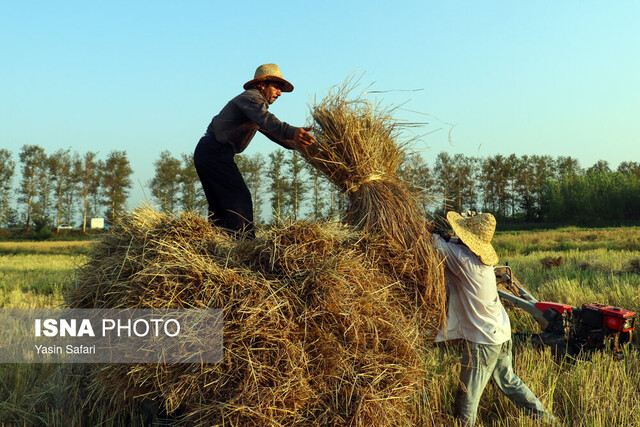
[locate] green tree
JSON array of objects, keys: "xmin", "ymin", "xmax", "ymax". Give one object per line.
[
  {"xmin": 0, "ymin": 149, "xmax": 15, "ymax": 228},
  {"xmin": 91, "ymin": 159, "xmax": 105, "ymax": 221},
  {"xmin": 49, "ymin": 149, "xmax": 73, "ymax": 232},
  {"xmin": 101, "ymin": 150, "xmax": 133, "ymax": 222},
  {"xmin": 75, "ymin": 152, "xmax": 100, "ymax": 232},
  {"xmin": 617, "ymin": 161, "xmax": 640, "ymax": 178},
  {"xmin": 451, "ymin": 154, "xmax": 478, "ymax": 213},
  {"xmin": 326, "ymin": 184, "xmax": 347, "ymax": 220},
  {"xmin": 18, "ymin": 145, "xmax": 48, "ymax": 232},
  {"xmin": 150, "ymin": 150, "xmax": 181, "ymax": 213},
  {"xmin": 268, "ymin": 150, "xmax": 288, "ymax": 223},
  {"xmin": 531, "ymin": 155, "xmax": 556, "ymax": 221},
  {"xmin": 544, "ymin": 170, "xmax": 640, "ymax": 224},
  {"xmin": 433, "ymin": 152, "xmax": 456, "ymax": 213},
  {"xmin": 512, "ymin": 155, "xmax": 536, "ymax": 221},
  {"xmin": 399, "ymin": 153, "xmax": 435, "ymax": 212},
  {"xmin": 555, "ymin": 156, "xmax": 582, "ymax": 178},
  {"xmin": 65, "ymin": 152, "xmax": 82, "ymax": 226},
  {"xmin": 399, "ymin": 153, "xmax": 434, "ymax": 190},
  {"xmin": 286, "ymin": 151, "xmax": 306, "ymax": 220},
  {"xmin": 504, "ymin": 154, "xmax": 520, "ymax": 217},
  {"xmin": 480, "ymin": 154, "xmax": 511, "ymax": 217},
  {"xmin": 37, "ymin": 156, "xmax": 54, "ymax": 229},
  {"xmin": 178, "ymin": 153, "xmax": 205, "ymax": 214},
  {"xmin": 587, "ymin": 160, "xmax": 611, "ymax": 175},
  {"xmin": 305, "ymin": 162, "xmax": 327, "ymax": 219},
  {"xmin": 237, "ymin": 153, "xmax": 266, "ymax": 224}
]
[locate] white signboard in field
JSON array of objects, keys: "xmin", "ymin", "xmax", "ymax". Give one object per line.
[{"xmin": 90, "ymin": 218, "xmax": 105, "ymax": 229}]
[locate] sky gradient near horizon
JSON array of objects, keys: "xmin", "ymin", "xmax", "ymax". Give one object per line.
[{"xmin": 2, "ymin": 1, "xmax": 639, "ymax": 209}]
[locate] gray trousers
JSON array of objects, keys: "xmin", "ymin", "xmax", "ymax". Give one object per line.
[{"xmin": 455, "ymin": 339, "xmax": 554, "ymax": 426}]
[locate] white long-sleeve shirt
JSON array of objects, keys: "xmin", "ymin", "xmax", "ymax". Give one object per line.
[{"xmin": 433, "ymin": 235, "xmax": 511, "ymax": 345}]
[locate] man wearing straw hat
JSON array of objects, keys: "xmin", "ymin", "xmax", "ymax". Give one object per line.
[
  {"xmin": 432, "ymin": 211, "xmax": 556, "ymax": 426},
  {"xmin": 194, "ymin": 63, "xmax": 315, "ymax": 237}
]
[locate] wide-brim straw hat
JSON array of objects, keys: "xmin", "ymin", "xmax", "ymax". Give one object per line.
[
  {"xmin": 446, "ymin": 211, "xmax": 499, "ymax": 266},
  {"xmin": 243, "ymin": 63, "xmax": 294, "ymax": 92}
]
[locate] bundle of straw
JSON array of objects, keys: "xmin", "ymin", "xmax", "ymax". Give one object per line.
[
  {"xmin": 300, "ymin": 79, "xmax": 446, "ymax": 332},
  {"xmin": 50, "ymin": 208, "xmax": 429, "ymax": 426}
]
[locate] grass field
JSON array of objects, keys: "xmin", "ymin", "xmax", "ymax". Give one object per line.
[
  {"xmin": 0, "ymin": 242, "xmax": 90, "ymax": 425},
  {"xmin": 0, "ymin": 241, "xmax": 89, "ymax": 309},
  {"xmin": 423, "ymin": 226, "xmax": 640, "ymax": 426},
  {"xmin": 0, "ymin": 229, "xmax": 639, "ymax": 426}
]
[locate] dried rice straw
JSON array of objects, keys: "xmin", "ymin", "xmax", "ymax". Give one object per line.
[{"xmin": 300, "ymin": 77, "xmax": 446, "ymax": 333}]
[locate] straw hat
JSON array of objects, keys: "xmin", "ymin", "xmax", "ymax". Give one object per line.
[
  {"xmin": 446, "ymin": 211, "xmax": 499, "ymax": 266},
  {"xmin": 243, "ymin": 63, "xmax": 294, "ymax": 92}
]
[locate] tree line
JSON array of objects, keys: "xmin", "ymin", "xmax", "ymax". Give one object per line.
[
  {"xmin": 0, "ymin": 146, "xmax": 203, "ymax": 233},
  {"xmin": 428, "ymin": 153, "xmax": 640, "ymax": 224},
  {"xmin": 1, "ymin": 145, "xmax": 638, "ymax": 232},
  {"xmin": 0, "ymin": 146, "xmax": 138, "ymax": 232}
]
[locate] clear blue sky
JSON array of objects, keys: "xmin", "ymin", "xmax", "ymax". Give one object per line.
[{"xmin": 2, "ymin": 1, "xmax": 639, "ymax": 208}]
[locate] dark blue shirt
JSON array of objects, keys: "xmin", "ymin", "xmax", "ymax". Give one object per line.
[{"xmin": 206, "ymin": 88, "xmax": 297, "ymax": 153}]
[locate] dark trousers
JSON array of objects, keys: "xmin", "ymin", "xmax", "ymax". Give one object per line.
[{"xmin": 193, "ymin": 135, "xmax": 254, "ymax": 237}]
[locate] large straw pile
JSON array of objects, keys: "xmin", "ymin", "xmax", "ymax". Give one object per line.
[
  {"xmin": 35, "ymin": 81, "xmax": 447, "ymax": 425},
  {"xmin": 59, "ymin": 209, "xmax": 429, "ymax": 425},
  {"xmin": 300, "ymin": 80, "xmax": 445, "ymax": 331}
]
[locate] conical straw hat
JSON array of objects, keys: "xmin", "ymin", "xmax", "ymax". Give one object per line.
[
  {"xmin": 243, "ymin": 63, "xmax": 294, "ymax": 92},
  {"xmin": 446, "ymin": 211, "xmax": 499, "ymax": 266}
]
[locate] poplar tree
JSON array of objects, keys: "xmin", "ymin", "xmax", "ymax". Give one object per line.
[
  {"xmin": 91, "ymin": 159, "xmax": 104, "ymax": 220},
  {"xmin": 74, "ymin": 151, "xmax": 100, "ymax": 231},
  {"xmin": 513, "ymin": 155, "xmax": 535, "ymax": 220},
  {"xmin": 451, "ymin": 154, "xmax": 478, "ymax": 213},
  {"xmin": 398, "ymin": 153, "xmax": 434, "ymax": 213},
  {"xmin": 0, "ymin": 149, "xmax": 15, "ymax": 228},
  {"xmin": 66, "ymin": 152, "xmax": 82, "ymax": 226},
  {"xmin": 178, "ymin": 153, "xmax": 204, "ymax": 213},
  {"xmin": 556, "ymin": 156, "xmax": 582, "ymax": 178},
  {"xmin": 587, "ymin": 160, "xmax": 611, "ymax": 175},
  {"xmin": 268, "ymin": 150, "xmax": 288, "ymax": 224},
  {"xmin": 150, "ymin": 150, "xmax": 181, "ymax": 213},
  {"xmin": 49, "ymin": 148, "xmax": 73, "ymax": 231},
  {"xmin": 37, "ymin": 156, "xmax": 54, "ymax": 229},
  {"xmin": 18, "ymin": 145, "xmax": 47, "ymax": 232},
  {"xmin": 505, "ymin": 154, "xmax": 519, "ymax": 217},
  {"xmin": 433, "ymin": 152, "xmax": 456, "ymax": 213},
  {"xmin": 617, "ymin": 161, "xmax": 640, "ymax": 178},
  {"xmin": 101, "ymin": 150, "xmax": 133, "ymax": 222},
  {"xmin": 326, "ymin": 184, "xmax": 347, "ymax": 220},
  {"xmin": 286, "ymin": 151, "xmax": 306, "ymax": 220},
  {"xmin": 399, "ymin": 153, "xmax": 434, "ymax": 190},
  {"xmin": 532, "ymin": 155, "xmax": 556, "ymax": 219},
  {"xmin": 480, "ymin": 154, "xmax": 511, "ymax": 217},
  {"xmin": 237, "ymin": 153, "xmax": 266, "ymax": 224},
  {"xmin": 305, "ymin": 162, "xmax": 327, "ymax": 219}
]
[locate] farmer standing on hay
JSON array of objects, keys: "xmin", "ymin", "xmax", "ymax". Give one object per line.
[
  {"xmin": 194, "ymin": 63, "xmax": 315, "ymax": 238},
  {"xmin": 431, "ymin": 211, "xmax": 556, "ymax": 426}
]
